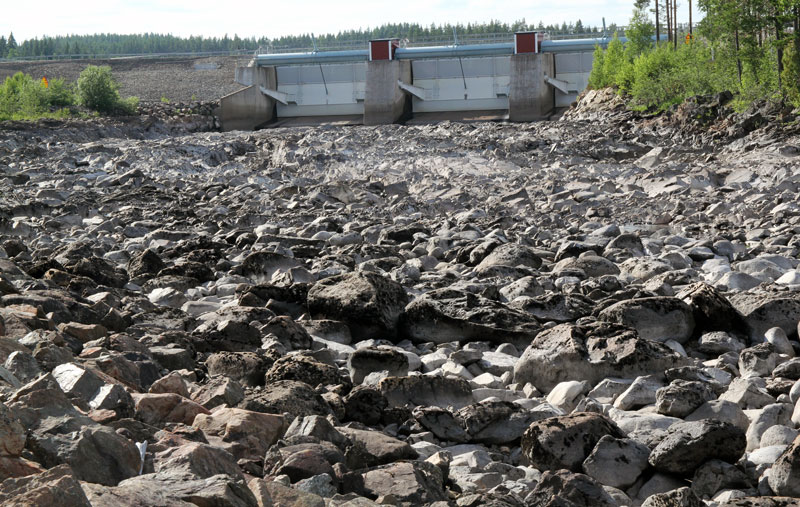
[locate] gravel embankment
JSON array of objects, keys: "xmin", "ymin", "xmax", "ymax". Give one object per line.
[{"xmin": 0, "ymin": 55, "xmax": 246, "ymax": 102}]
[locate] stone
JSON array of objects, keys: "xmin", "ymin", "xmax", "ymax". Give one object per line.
[
  {"xmin": 338, "ymin": 427, "xmax": 418, "ymax": 468},
  {"xmin": 239, "ymin": 380, "xmax": 331, "ymax": 419},
  {"xmin": 206, "ymin": 351, "xmax": 272, "ymax": 387},
  {"xmin": 676, "ymin": 283, "xmax": 748, "ymax": 336},
  {"xmin": 85, "ymin": 472, "xmax": 259, "ymax": 506},
  {"xmin": 0, "ymin": 403, "xmax": 26, "ymax": 457},
  {"xmin": 582, "ymin": 435, "xmax": 650, "ymax": 489},
  {"xmin": 521, "ymin": 412, "xmax": 625, "ymax": 472},
  {"xmin": 768, "ymin": 434, "xmax": 800, "ymax": 497},
  {"xmin": 153, "ymin": 441, "xmax": 242, "ymax": 481},
  {"xmin": 598, "ymin": 297, "xmax": 695, "ymax": 344},
  {"xmin": 193, "ymin": 408, "xmax": 285, "ymax": 461},
  {"xmin": 133, "ymin": 392, "xmax": 210, "ymax": 426},
  {"xmin": 613, "ymin": 374, "xmax": 663, "ymax": 410},
  {"xmin": 347, "ymin": 347, "xmax": 409, "ymax": 385},
  {"xmin": 729, "ymin": 292, "xmax": 800, "ymax": 342},
  {"xmin": 514, "ymin": 321, "xmax": 688, "ymax": 393},
  {"xmin": 51, "ymin": 363, "xmax": 104, "ymax": 401},
  {"xmin": 691, "ymin": 459, "xmax": 752, "ymax": 499},
  {"xmin": 0, "ymin": 464, "xmax": 92, "ymax": 507},
  {"xmin": 191, "ymin": 376, "xmax": 245, "ymax": 409},
  {"xmin": 399, "ymin": 289, "xmax": 540, "ymax": 348},
  {"xmin": 648, "ymin": 419, "xmax": 746, "ymax": 476},
  {"xmin": 361, "ymin": 461, "xmax": 448, "ymax": 504},
  {"xmin": 307, "ymin": 272, "xmax": 408, "ymax": 341},
  {"xmin": 379, "ymin": 375, "xmax": 474, "ymax": 409},
  {"xmin": 640, "ymin": 487, "xmax": 702, "ymax": 507},
  {"xmin": 524, "ymin": 470, "xmax": 617, "ymax": 507},
  {"xmin": 264, "ymin": 355, "xmax": 345, "ymax": 389},
  {"xmin": 655, "ymin": 380, "xmax": 717, "ymax": 418}
]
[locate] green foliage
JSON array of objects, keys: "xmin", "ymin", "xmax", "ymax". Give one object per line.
[
  {"xmin": 0, "ymin": 72, "xmax": 76, "ymax": 120},
  {"xmin": 77, "ymin": 65, "xmax": 119, "ymax": 112},
  {"xmin": 624, "ymin": 8, "xmax": 654, "ymax": 59},
  {"xmin": 782, "ymin": 45, "xmax": 800, "ymax": 106},
  {"xmin": 118, "ymin": 96, "xmax": 139, "ymax": 115},
  {"xmin": 160, "ymin": 96, "xmax": 170, "ymax": 103},
  {"xmin": 588, "ymin": 45, "xmax": 607, "ymax": 89},
  {"xmin": 602, "ymin": 34, "xmax": 627, "ymax": 87},
  {"xmin": 629, "ymin": 43, "xmax": 727, "ymax": 111}
]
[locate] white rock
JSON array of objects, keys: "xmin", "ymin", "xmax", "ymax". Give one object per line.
[
  {"xmin": 546, "ymin": 380, "xmax": 588, "ymax": 411},
  {"xmin": 765, "ymin": 327, "xmax": 795, "ymax": 357}
]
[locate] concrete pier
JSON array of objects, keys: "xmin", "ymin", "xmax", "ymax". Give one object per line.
[
  {"xmin": 364, "ymin": 60, "xmax": 411, "ymax": 126},
  {"xmin": 218, "ymin": 66, "xmax": 277, "ymax": 131},
  {"xmin": 509, "ymin": 53, "xmax": 555, "ymax": 121}
]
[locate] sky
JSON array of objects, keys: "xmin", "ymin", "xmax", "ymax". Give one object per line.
[{"xmin": 4, "ymin": 0, "xmax": 699, "ymax": 42}]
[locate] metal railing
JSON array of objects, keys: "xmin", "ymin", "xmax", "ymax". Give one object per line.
[{"xmin": 0, "ymin": 49, "xmax": 255, "ymax": 63}]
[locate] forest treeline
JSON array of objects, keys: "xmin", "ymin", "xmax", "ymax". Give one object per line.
[{"xmin": 0, "ymin": 19, "xmax": 614, "ymax": 59}]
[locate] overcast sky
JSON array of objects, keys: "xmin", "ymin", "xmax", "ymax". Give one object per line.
[{"xmin": 4, "ymin": 0, "xmax": 698, "ymax": 42}]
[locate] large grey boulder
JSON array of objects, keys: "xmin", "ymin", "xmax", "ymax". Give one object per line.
[
  {"xmin": 524, "ymin": 469, "xmax": 617, "ymax": 507},
  {"xmin": 361, "ymin": 461, "xmax": 447, "ymax": 504},
  {"xmin": 514, "ymin": 321, "xmax": 689, "ymax": 393},
  {"xmin": 598, "ymin": 297, "xmax": 695, "ymax": 344},
  {"xmin": 582, "ymin": 435, "xmax": 650, "ymax": 489},
  {"xmin": 379, "ymin": 375, "xmax": 474, "ymax": 409},
  {"xmin": 399, "ymin": 288, "xmax": 540, "ymax": 347},
  {"xmin": 307, "ymin": 272, "xmax": 408, "ymax": 341},
  {"xmin": 521, "ymin": 412, "xmax": 625, "ymax": 472},
  {"xmin": 648, "ymin": 419, "xmax": 746, "ymax": 476},
  {"xmin": 768, "ymin": 433, "xmax": 800, "ymax": 497},
  {"xmin": 729, "ymin": 291, "xmax": 800, "ymax": 342}
]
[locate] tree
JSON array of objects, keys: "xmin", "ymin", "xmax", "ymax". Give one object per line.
[
  {"xmin": 625, "ymin": 7, "xmax": 655, "ymax": 57},
  {"xmin": 77, "ymin": 65, "xmax": 121, "ymax": 112},
  {"xmin": 7, "ymin": 32, "xmax": 16, "ymax": 51},
  {"xmin": 0, "ymin": 36, "xmax": 6, "ymax": 58}
]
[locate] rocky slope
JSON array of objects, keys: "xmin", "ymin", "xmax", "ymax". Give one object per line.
[{"xmin": 1, "ymin": 95, "xmax": 800, "ymax": 506}]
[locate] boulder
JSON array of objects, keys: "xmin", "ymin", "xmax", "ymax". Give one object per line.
[
  {"xmin": 729, "ymin": 292, "xmax": 800, "ymax": 342},
  {"xmin": 399, "ymin": 288, "xmax": 540, "ymax": 347},
  {"xmin": 521, "ymin": 412, "xmax": 625, "ymax": 472},
  {"xmin": 379, "ymin": 375, "xmax": 473, "ymax": 409},
  {"xmin": 582, "ymin": 435, "xmax": 650, "ymax": 489},
  {"xmin": 768, "ymin": 433, "xmax": 800, "ymax": 497},
  {"xmin": 239, "ymin": 380, "xmax": 331, "ymax": 419},
  {"xmin": 361, "ymin": 461, "xmax": 447, "ymax": 504},
  {"xmin": 514, "ymin": 321, "xmax": 689, "ymax": 393},
  {"xmin": 0, "ymin": 464, "xmax": 92, "ymax": 507},
  {"xmin": 307, "ymin": 272, "xmax": 408, "ymax": 341},
  {"xmin": 524, "ymin": 470, "xmax": 617, "ymax": 507},
  {"xmin": 648, "ymin": 419, "xmax": 746, "ymax": 476},
  {"xmin": 598, "ymin": 297, "xmax": 695, "ymax": 344},
  {"xmin": 347, "ymin": 347, "xmax": 409, "ymax": 385}
]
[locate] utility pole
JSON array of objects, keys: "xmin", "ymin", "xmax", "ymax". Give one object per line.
[{"xmin": 689, "ymin": 0, "xmax": 692, "ymax": 36}]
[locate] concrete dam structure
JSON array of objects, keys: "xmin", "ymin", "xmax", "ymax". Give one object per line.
[{"xmin": 219, "ymin": 32, "xmax": 614, "ymax": 130}]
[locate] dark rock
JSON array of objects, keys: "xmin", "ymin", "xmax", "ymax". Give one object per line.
[
  {"xmin": 521, "ymin": 412, "xmax": 625, "ymax": 472},
  {"xmin": 307, "ymin": 272, "xmax": 408, "ymax": 341},
  {"xmin": 648, "ymin": 419, "xmax": 746, "ymax": 476}
]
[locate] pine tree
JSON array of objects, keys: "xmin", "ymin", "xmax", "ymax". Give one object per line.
[
  {"xmin": 7, "ymin": 32, "xmax": 17, "ymax": 50},
  {"xmin": 0, "ymin": 36, "xmax": 6, "ymax": 58}
]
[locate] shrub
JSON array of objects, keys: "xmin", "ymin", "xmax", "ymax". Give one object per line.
[
  {"xmin": 781, "ymin": 45, "xmax": 800, "ymax": 107},
  {"xmin": 602, "ymin": 34, "xmax": 626, "ymax": 87},
  {"xmin": 0, "ymin": 72, "xmax": 74, "ymax": 120},
  {"xmin": 77, "ymin": 65, "xmax": 121, "ymax": 112},
  {"xmin": 588, "ymin": 45, "xmax": 606, "ymax": 89}
]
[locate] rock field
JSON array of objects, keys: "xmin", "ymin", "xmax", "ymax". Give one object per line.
[{"xmin": 1, "ymin": 90, "xmax": 800, "ymax": 506}]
